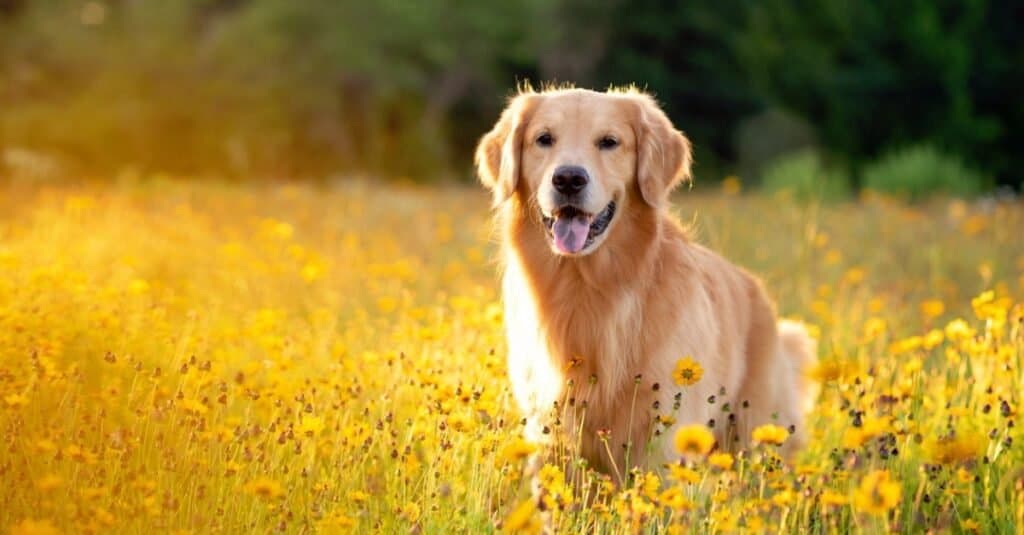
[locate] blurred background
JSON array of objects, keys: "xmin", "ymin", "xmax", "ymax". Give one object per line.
[{"xmin": 1, "ymin": 0, "xmax": 1021, "ymax": 196}]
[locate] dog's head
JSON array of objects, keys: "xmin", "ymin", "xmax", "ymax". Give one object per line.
[{"xmin": 475, "ymin": 87, "xmax": 692, "ymax": 257}]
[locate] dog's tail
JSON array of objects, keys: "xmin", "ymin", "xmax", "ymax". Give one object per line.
[{"xmin": 777, "ymin": 319, "xmax": 819, "ymax": 415}]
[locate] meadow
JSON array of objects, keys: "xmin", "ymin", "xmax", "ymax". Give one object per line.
[{"xmin": 0, "ymin": 178, "xmax": 1021, "ymax": 534}]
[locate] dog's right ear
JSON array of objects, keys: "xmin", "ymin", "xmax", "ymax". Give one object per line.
[{"xmin": 475, "ymin": 93, "xmax": 538, "ymax": 205}]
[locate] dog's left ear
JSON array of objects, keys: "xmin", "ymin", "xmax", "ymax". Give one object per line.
[
  {"xmin": 632, "ymin": 93, "xmax": 692, "ymax": 207},
  {"xmin": 475, "ymin": 93, "xmax": 539, "ymax": 205}
]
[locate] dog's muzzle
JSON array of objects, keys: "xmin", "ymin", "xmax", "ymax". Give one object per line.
[{"xmin": 542, "ymin": 200, "xmax": 616, "ymax": 255}]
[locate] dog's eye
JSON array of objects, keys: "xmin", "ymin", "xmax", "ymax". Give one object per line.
[
  {"xmin": 597, "ymin": 136, "xmax": 619, "ymax": 150},
  {"xmin": 536, "ymin": 133, "xmax": 554, "ymax": 147}
]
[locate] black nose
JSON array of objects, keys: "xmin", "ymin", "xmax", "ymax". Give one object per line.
[{"xmin": 552, "ymin": 165, "xmax": 589, "ymax": 195}]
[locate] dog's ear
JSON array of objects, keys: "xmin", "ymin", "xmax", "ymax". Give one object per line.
[
  {"xmin": 475, "ymin": 93, "xmax": 538, "ymax": 205},
  {"xmin": 632, "ymin": 93, "xmax": 692, "ymax": 207}
]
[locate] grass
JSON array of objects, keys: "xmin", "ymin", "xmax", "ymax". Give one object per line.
[{"xmin": 0, "ymin": 178, "xmax": 1021, "ymax": 534}]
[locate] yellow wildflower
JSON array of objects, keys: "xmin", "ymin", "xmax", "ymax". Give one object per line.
[
  {"xmin": 667, "ymin": 464, "xmax": 701, "ymax": 485},
  {"xmin": 672, "ymin": 357, "xmax": 703, "ymax": 386},
  {"xmin": 842, "ymin": 415, "xmax": 892, "ymax": 449},
  {"xmin": 537, "ymin": 464, "xmax": 572, "ymax": 510},
  {"xmin": 944, "ymin": 318, "xmax": 974, "ymax": 341},
  {"xmin": 400, "ymin": 502, "xmax": 421, "ymax": 523},
  {"xmin": 752, "ymin": 424, "xmax": 789, "ymax": 446},
  {"xmin": 961, "ymin": 519, "xmax": 981, "ymax": 533},
  {"xmin": 658, "ymin": 487, "xmax": 693, "ymax": 510},
  {"xmin": 862, "ymin": 317, "xmax": 887, "ymax": 341},
  {"xmin": 35, "ymin": 474, "xmax": 63, "ymax": 492},
  {"xmin": 499, "ymin": 438, "xmax": 537, "ymax": 464},
  {"xmin": 9, "ymin": 519, "xmax": 61, "ymax": 535},
  {"xmin": 708, "ymin": 452, "xmax": 734, "ymax": 470},
  {"xmin": 926, "ymin": 431, "xmax": 983, "ymax": 464},
  {"xmin": 299, "ymin": 415, "xmax": 326, "ymax": 436},
  {"xmin": 772, "ymin": 489, "xmax": 795, "ymax": 507},
  {"xmin": 319, "ymin": 512, "xmax": 357, "ymax": 529},
  {"xmin": 673, "ymin": 424, "xmax": 715, "ymax": 458},
  {"xmin": 920, "ymin": 299, "xmax": 945, "ymax": 320},
  {"xmin": 244, "ymin": 477, "xmax": 284, "ymax": 500},
  {"xmin": 4, "ymin": 393, "xmax": 29, "ymax": 407},
  {"xmin": 502, "ymin": 499, "xmax": 539, "ymax": 533},
  {"xmin": 820, "ymin": 490, "xmax": 849, "ymax": 506},
  {"xmin": 853, "ymin": 470, "xmax": 901, "ymax": 516}
]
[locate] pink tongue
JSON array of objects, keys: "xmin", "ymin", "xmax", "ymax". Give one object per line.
[{"xmin": 552, "ymin": 214, "xmax": 591, "ymax": 254}]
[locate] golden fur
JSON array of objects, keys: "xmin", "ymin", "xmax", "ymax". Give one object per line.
[{"xmin": 476, "ymin": 85, "xmax": 816, "ymax": 479}]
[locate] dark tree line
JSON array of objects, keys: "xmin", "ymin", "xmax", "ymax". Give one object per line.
[{"xmin": 0, "ymin": 0, "xmax": 1020, "ymax": 187}]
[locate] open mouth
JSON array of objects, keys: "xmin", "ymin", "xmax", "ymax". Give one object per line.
[{"xmin": 541, "ymin": 200, "xmax": 616, "ymax": 255}]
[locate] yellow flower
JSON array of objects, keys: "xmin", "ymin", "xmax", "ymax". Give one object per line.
[
  {"xmin": 820, "ymin": 490, "xmax": 849, "ymax": 506},
  {"xmin": 179, "ymin": 398, "xmax": 208, "ymax": 415},
  {"xmin": 944, "ymin": 318, "xmax": 974, "ymax": 341},
  {"xmin": 319, "ymin": 512, "xmax": 357, "ymax": 529},
  {"xmin": 244, "ymin": 477, "xmax": 284, "ymax": 500},
  {"xmin": 772, "ymin": 489, "xmax": 795, "ymax": 507},
  {"xmin": 862, "ymin": 317, "xmax": 887, "ymax": 341},
  {"xmin": 842, "ymin": 415, "xmax": 892, "ymax": 449},
  {"xmin": 926, "ymin": 431, "xmax": 983, "ymax": 464},
  {"xmin": 376, "ymin": 296, "xmax": 399, "ymax": 314},
  {"xmin": 537, "ymin": 464, "xmax": 572, "ymax": 510},
  {"xmin": 889, "ymin": 336, "xmax": 923, "ymax": 354},
  {"xmin": 920, "ymin": 299, "xmax": 945, "ymax": 320},
  {"xmin": 810, "ymin": 359, "xmax": 857, "ymax": 383},
  {"xmin": 708, "ymin": 452, "xmax": 734, "ymax": 470},
  {"xmin": 348, "ymin": 490, "xmax": 370, "ymax": 504},
  {"xmin": 961, "ymin": 519, "xmax": 981, "ymax": 533},
  {"xmin": 711, "ymin": 508, "xmax": 737, "ymax": 531},
  {"xmin": 35, "ymin": 474, "xmax": 64, "ymax": 492},
  {"xmin": 224, "ymin": 460, "xmax": 243, "ymax": 476},
  {"xmin": 502, "ymin": 499, "xmax": 539, "ymax": 533},
  {"xmin": 922, "ymin": 329, "xmax": 944, "ymax": 350},
  {"xmin": 128, "ymin": 278, "xmax": 150, "ymax": 294},
  {"xmin": 843, "ymin": 266, "xmax": 866, "ymax": 284},
  {"xmin": 33, "ymin": 440, "xmax": 57, "ymax": 454},
  {"xmin": 672, "ymin": 357, "xmax": 703, "ymax": 386},
  {"xmin": 657, "ymin": 487, "xmax": 690, "ymax": 510},
  {"xmin": 4, "ymin": 393, "xmax": 29, "ymax": 407},
  {"xmin": 498, "ymin": 438, "xmax": 538, "ymax": 463},
  {"xmin": 638, "ymin": 472, "xmax": 661, "ymax": 500},
  {"xmin": 853, "ymin": 470, "xmax": 901, "ymax": 516},
  {"xmin": 92, "ymin": 507, "xmax": 116, "ymax": 527},
  {"xmin": 299, "ymin": 415, "xmax": 326, "ymax": 436},
  {"xmin": 400, "ymin": 502, "xmax": 421, "ymax": 523},
  {"xmin": 752, "ymin": 424, "xmax": 789, "ymax": 446},
  {"xmin": 667, "ymin": 464, "xmax": 701, "ymax": 485},
  {"xmin": 656, "ymin": 414, "xmax": 677, "ymax": 427},
  {"xmin": 9, "ymin": 519, "xmax": 61, "ymax": 535},
  {"xmin": 673, "ymin": 424, "xmax": 715, "ymax": 458}
]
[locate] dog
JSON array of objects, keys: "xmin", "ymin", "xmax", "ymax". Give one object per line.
[{"xmin": 475, "ymin": 85, "xmax": 816, "ymax": 480}]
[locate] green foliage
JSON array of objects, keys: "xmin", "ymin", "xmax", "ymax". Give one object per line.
[
  {"xmin": 760, "ymin": 150, "xmax": 851, "ymax": 202},
  {"xmin": 0, "ymin": 0, "xmax": 553, "ymax": 178},
  {"xmin": 862, "ymin": 145, "xmax": 990, "ymax": 201},
  {"xmin": 594, "ymin": 0, "xmax": 1022, "ymax": 189},
  {"xmin": 0, "ymin": 0, "xmax": 1021, "ymax": 189}
]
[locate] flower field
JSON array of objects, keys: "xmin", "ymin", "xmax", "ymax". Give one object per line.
[{"xmin": 0, "ymin": 179, "xmax": 1022, "ymax": 534}]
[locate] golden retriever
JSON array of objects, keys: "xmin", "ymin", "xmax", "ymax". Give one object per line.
[{"xmin": 475, "ymin": 85, "xmax": 815, "ymax": 480}]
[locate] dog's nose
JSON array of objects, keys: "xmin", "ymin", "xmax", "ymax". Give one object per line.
[{"xmin": 552, "ymin": 165, "xmax": 589, "ymax": 196}]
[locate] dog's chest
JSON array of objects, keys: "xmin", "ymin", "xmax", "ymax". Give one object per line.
[{"xmin": 502, "ymin": 265, "xmax": 645, "ymax": 412}]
